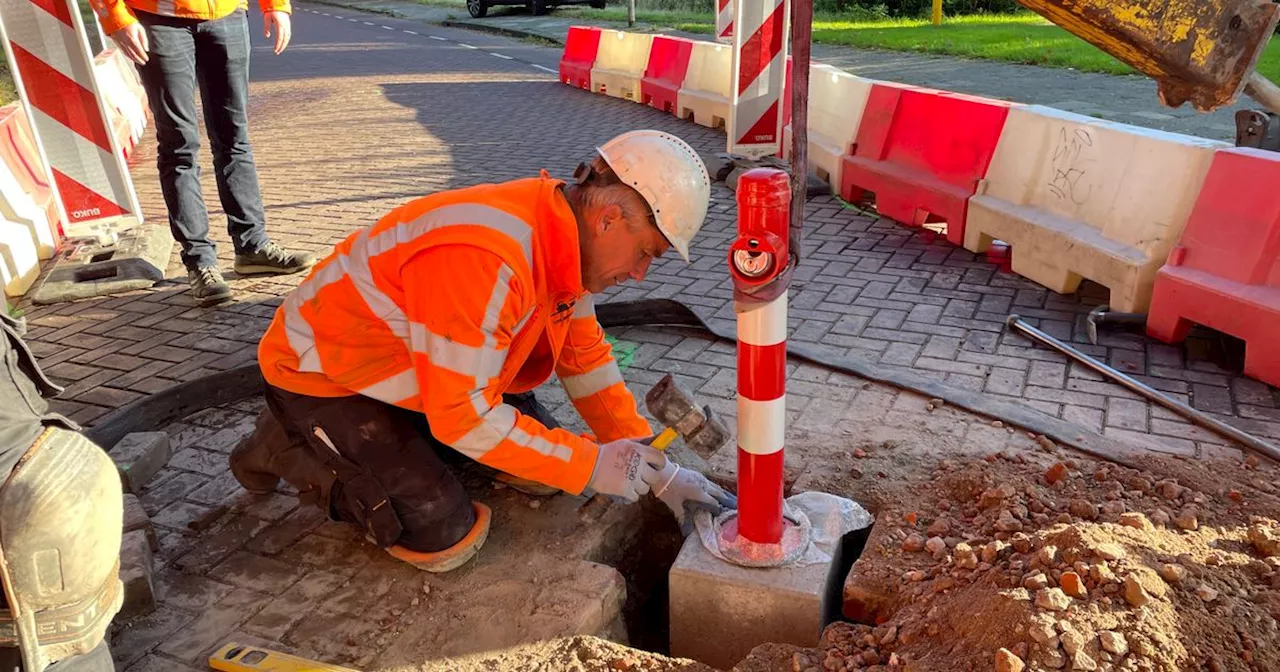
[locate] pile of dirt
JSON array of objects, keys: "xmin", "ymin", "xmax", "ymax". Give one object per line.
[
  {"xmin": 821, "ymin": 443, "xmax": 1280, "ymax": 672},
  {"xmin": 420, "ymin": 635, "xmax": 716, "ymax": 671}
]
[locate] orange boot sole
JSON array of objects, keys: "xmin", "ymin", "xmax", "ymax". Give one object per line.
[{"xmin": 386, "ymin": 502, "xmax": 491, "ymax": 573}]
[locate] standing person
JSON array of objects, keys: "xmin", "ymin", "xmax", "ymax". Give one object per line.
[{"xmin": 91, "ymin": 0, "xmax": 316, "ymax": 306}]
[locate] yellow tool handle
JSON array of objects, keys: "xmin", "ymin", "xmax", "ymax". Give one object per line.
[
  {"xmin": 210, "ymin": 642, "xmax": 360, "ymax": 672},
  {"xmin": 650, "ymin": 426, "xmax": 679, "ymax": 450}
]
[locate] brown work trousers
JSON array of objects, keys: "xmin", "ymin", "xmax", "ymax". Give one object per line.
[{"xmin": 263, "ymin": 384, "xmax": 560, "ymax": 553}]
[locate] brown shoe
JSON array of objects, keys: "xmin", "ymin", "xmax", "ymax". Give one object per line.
[{"xmin": 387, "ymin": 502, "xmax": 491, "ymax": 573}]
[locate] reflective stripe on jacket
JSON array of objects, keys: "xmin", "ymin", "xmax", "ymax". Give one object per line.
[
  {"xmin": 258, "ymin": 175, "xmax": 652, "ymax": 494},
  {"xmin": 89, "ymin": 0, "xmax": 290, "ymax": 35}
]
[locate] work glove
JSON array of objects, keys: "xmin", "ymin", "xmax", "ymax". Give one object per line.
[
  {"xmin": 586, "ymin": 440, "xmax": 665, "ymax": 503},
  {"xmin": 645, "ymin": 456, "xmax": 737, "ymax": 528}
]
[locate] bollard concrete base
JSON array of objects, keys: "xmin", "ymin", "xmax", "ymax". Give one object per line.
[
  {"xmin": 669, "ymin": 533, "xmax": 847, "ymax": 670},
  {"xmin": 111, "ymin": 431, "xmax": 171, "ymax": 493}
]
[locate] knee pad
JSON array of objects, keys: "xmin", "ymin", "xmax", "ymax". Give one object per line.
[{"xmin": 0, "ymin": 428, "xmax": 123, "ymax": 672}]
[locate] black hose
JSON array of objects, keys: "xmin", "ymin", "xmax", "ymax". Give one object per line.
[{"xmin": 85, "ymin": 298, "xmax": 1140, "ymax": 467}]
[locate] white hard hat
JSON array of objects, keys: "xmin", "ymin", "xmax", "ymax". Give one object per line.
[{"xmin": 596, "ymin": 130, "xmax": 711, "ymax": 262}]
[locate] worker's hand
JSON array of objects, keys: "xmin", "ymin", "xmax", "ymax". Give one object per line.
[
  {"xmin": 645, "ymin": 457, "xmax": 737, "ymax": 526},
  {"xmin": 111, "ymin": 23, "xmax": 149, "ymax": 66},
  {"xmin": 586, "ymin": 440, "xmax": 664, "ymax": 503},
  {"xmin": 264, "ymin": 11, "xmax": 292, "ymax": 55}
]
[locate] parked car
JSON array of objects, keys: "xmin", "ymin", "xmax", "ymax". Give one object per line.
[{"xmin": 468, "ymin": 0, "xmax": 606, "ymax": 18}]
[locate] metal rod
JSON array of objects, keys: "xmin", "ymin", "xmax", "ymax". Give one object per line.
[
  {"xmin": 1006, "ymin": 315, "xmax": 1280, "ymax": 463},
  {"xmin": 788, "ymin": 0, "xmax": 811, "ymax": 262},
  {"xmin": 1245, "ymin": 72, "xmax": 1280, "ymax": 117}
]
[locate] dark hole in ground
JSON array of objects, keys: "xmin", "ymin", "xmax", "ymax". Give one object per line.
[
  {"xmin": 73, "ymin": 265, "xmax": 120, "ymax": 283},
  {"xmin": 592, "ymin": 496, "xmax": 686, "ymax": 655}
]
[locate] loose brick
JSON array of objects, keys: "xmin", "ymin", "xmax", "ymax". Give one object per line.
[
  {"xmin": 119, "ymin": 529, "xmax": 157, "ymax": 620},
  {"xmin": 112, "ymin": 432, "xmax": 172, "ymax": 492},
  {"xmin": 124, "ymin": 494, "xmax": 158, "ymax": 551}
]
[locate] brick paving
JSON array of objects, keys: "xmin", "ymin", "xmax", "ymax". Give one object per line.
[{"xmin": 8, "ymin": 4, "xmax": 1278, "ymax": 667}]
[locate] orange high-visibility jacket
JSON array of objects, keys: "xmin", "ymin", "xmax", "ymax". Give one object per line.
[
  {"xmin": 89, "ymin": 0, "xmax": 290, "ymax": 36},
  {"xmin": 258, "ymin": 174, "xmax": 652, "ymax": 494}
]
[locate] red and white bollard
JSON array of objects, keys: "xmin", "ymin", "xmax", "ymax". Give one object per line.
[{"xmin": 728, "ymin": 168, "xmax": 791, "ymax": 544}]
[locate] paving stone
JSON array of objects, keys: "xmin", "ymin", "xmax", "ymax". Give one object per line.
[
  {"xmin": 243, "ymin": 569, "xmax": 349, "ymax": 640},
  {"xmin": 209, "ymin": 551, "xmax": 310, "ymax": 596},
  {"xmin": 151, "ymin": 500, "xmax": 216, "ymax": 532},
  {"xmin": 123, "ymin": 654, "xmax": 205, "ymax": 672},
  {"xmin": 175, "ymin": 514, "xmax": 274, "ymax": 573},
  {"xmin": 169, "ymin": 448, "xmax": 229, "ymax": 476},
  {"xmin": 111, "ymin": 605, "xmax": 197, "ymax": 669},
  {"xmin": 112, "ymin": 432, "xmax": 172, "ymax": 493},
  {"xmin": 119, "ymin": 529, "xmax": 156, "ymax": 620},
  {"xmin": 152, "ymin": 569, "xmax": 236, "ymax": 611},
  {"xmin": 155, "ymin": 588, "xmax": 271, "ymax": 663},
  {"xmin": 139, "ymin": 471, "xmax": 207, "ymax": 515},
  {"xmin": 1106, "ymin": 398, "xmax": 1150, "ymax": 432},
  {"xmin": 123, "ymin": 494, "xmax": 158, "ymax": 552}
]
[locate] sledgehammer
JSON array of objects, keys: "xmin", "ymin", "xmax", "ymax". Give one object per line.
[
  {"xmin": 644, "ymin": 374, "xmax": 730, "ymax": 459},
  {"xmin": 578, "ymin": 374, "xmax": 730, "ymax": 521}
]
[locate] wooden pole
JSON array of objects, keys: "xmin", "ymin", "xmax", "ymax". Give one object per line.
[
  {"xmin": 628, "ymin": 0, "xmax": 635, "ymax": 27},
  {"xmin": 932, "ymin": 0, "xmax": 942, "ymax": 26},
  {"xmin": 789, "ymin": 0, "xmax": 811, "ymax": 259}
]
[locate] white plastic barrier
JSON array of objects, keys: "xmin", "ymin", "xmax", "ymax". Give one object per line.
[
  {"xmin": 589, "ymin": 30, "xmax": 653, "ymax": 102},
  {"xmin": 677, "ymin": 40, "xmax": 732, "ymax": 129},
  {"xmin": 0, "ymin": 166, "xmax": 56, "ymax": 260},
  {"xmin": 0, "ymin": 215, "xmax": 40, "ymax": 297},
  {"xmin": 783, "ymin": 64, "xmax": 874, "ymax": 190},
  {"xmin": 964, "ymin": 105, "xmax": 1227, "ymax": 312}
]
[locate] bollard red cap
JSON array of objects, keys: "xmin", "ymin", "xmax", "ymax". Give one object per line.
[{"xmin": 736, "ymin": 168, "xmax": 791, "ymax": 209}]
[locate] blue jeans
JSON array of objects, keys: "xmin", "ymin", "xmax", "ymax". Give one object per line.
[{"xmin": 135, "ymin": 10, "xmax": 270, "ymax": 272}]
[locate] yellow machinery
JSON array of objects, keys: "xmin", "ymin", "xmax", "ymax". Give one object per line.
[{"xmin": 1015, "ymin": 0, "xmax": 1280, "ymax": 147}]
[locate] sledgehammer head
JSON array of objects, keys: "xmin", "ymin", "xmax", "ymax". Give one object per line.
[{"xmin": 644, "ymin": 374, "xmax": 730, "ymax": 459}]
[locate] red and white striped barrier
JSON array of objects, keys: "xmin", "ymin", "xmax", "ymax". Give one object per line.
[
  {"xmin": 729, "ymin": 168, "xmax": 791, "ymax": 544},
  {"xmin": 728, "ymin": 0, "xmax": 789, "ymax": 158},
  {"xmin": 716, "ymin": 0, "xmax": 734, "ymax": 44},
  {"xmin": 0, "ymin": 0, "xmax": 143, "ymax": 237}
]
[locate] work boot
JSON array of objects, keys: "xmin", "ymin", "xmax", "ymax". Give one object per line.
[
  {"xmin": 230, "ymin": 409, "xmax": 337, "ymax": 510},
  {"xmin": 233, "ymin": 241, "xmax": 316, "ymax": 276},
  {"xmin": 188, "ymin": 267, "xmax": 233, "ymax": 307},
  {"xmin": 386, "ymin": 502, "xmax": 491, "ymax": 573}
]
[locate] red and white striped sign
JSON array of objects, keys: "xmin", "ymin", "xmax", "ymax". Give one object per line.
[
  {"xmin": 728, "ymin": 0, "xmax": 789, "ymax": 158},
  {"xmin": 716, "ymin": 0, "xmax": 734, "ymax": 44},
  {"xmin": 0, "ymin": 0, "xmax": 141, "ymax": 235}
]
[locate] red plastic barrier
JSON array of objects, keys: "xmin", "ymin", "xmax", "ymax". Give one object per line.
[
  {"xmin": 560, "ymin": 26, "xmax": 602, "ymax": 90},
  {"xmin": 0, "ymin": 104, "xmax": 62, "ymax": 245},
  {"xmin": 640, "ymin": 35, "xmax": 693, "ymax": 114},
  {"xmin": 1147, "ymin": 147, "xmax": 1280, "ymax": 388},
  {"xmin": 839, "ymin": 83, "xmax": 1011, "ymax": 246}
]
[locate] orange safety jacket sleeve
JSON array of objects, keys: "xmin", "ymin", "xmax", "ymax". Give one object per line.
[
  {"xmin": 555, "ymin": 296, "xmax": 652, "ymax": 444},
  {"xmin": 404, "ymin": 245, "xmax": 601, "ymax": 495},
  {"xmin": 91, "ymin": 0, "xmax": 291, "ymax": 37}
]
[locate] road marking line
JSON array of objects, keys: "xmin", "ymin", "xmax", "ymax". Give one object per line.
[
  {"xmin": 532, "ymin": 64, "xmax": 556, "ymax": 73},
  {"xmin": 459, "ymin": 43, "xmax": 478, "ymax": 49},
  {"xmin": 428, "ymin": 35, "xmax": 447, "ymax": 41},
  {"xmin": 403, "ymin": 29, "xmax": 418, "ymax": 34},
  {"xmin": 381, "ymin": 25, "xmax": 394, "ymax": 30},
  {"xmin": 363, "ymin": 21, "xmax": 374, "ymax": 25},
  {"xmin": 489, "ymin": 52, "xmax": 513, "ymax": 60}
]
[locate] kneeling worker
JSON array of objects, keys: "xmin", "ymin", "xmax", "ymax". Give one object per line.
[{"xmin": 233, "ymin": 130, "xmax": 732, "ymax": 572}]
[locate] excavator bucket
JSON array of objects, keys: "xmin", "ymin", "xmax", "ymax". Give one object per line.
[{"xmin": 1016, "ymin": 0, "xmax": 1279, "ymax": 112}]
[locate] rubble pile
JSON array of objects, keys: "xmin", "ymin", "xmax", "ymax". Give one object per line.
[{"xmin": 825, "ymin": 451, "xmax": 1280, "ymax": 672}]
